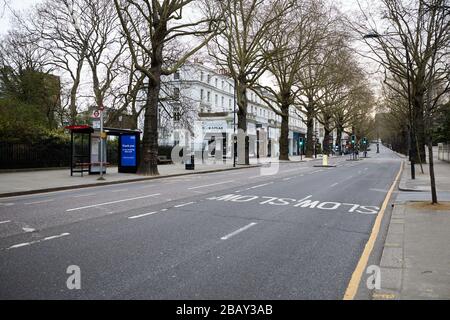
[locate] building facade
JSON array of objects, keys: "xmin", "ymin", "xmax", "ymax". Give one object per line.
[{"xmin": 160, "ymin": 60, "xmax": 315, "ymax": 158}]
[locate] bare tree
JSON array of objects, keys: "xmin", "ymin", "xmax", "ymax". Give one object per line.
[
  {"xmin": 351, "ymin": 0, "xmax": 450, "ymax": 203},
  {"xmin": 114, "ymin": 0, "xmax": 219, "ymax": 175},
  {"xmin": 23, "ymin": 0, "xmax": 99, "ymax": 125},
  {"xmin": 206, "ymin": 0, "xmax": 294, "ymax": 165},
  {"xmin": 253, "ymin": 0, "xmax": 327, "ymax": 160},
  {"xmin": 83, "ymin": 0, "xmax": 127, "ymax": 114}
]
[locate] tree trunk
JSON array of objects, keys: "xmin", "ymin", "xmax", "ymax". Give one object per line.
[
  {"xmin": 336, "ymin": 126, "xmax": 343, "ymax": 155},
  {"xmin": 69, "ymin": 59, "xmax": 84, "ymax": 126},
  {"xmin": 138, "ymin": 83, "xmax": 160, "ymax": 176},
  {"xmin": 305, "ymin": 111, "xmax": 314, "ymax": 158},
  {"xmin": 428, "ymin": 136, "xmax": 438, "ymax": 204},
  {"xmin": 323, "ymin": 126, "xmax": 331, "ymax": 156},
  {"xmin": 413, "ymin": 89, "xmax": 426, "ymax": 164},
  {"xmin": 69, "ymin": 82, "xmax": 80, "ymax": 126},
  {"xmin": 236, "ymin": 82, "xmax": 249, "ymax": 165},
  {"xmin": 279, "ymin": 109, "xmax": 289, "ymax": 161}
]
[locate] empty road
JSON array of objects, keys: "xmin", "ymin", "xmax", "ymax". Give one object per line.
[{"xmin": 0, "ymin": 146, "xmax": 402, "ymax": 299}]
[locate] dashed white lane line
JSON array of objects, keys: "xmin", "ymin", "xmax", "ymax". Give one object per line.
[
  {"xmin": 24, "ymin": 199, "xmax": 55, "ymax": 205},
  {"xmin": 0, "ymin": 220, "xmax": 11, "ymax": 225},
  {"xmin": 188, "ymin": 181, "xmax": 234, "ymax": 190},
  {"xmin": 174, "ymin": 202, "xmax": 196, "ymax": 208},
  {"xmin": 7, "ymin": 233, "xmax": 70, "ymax": 250},
  {"xmin": 66, "ymin": 194, "xmax": 161, "ymax": 212},
  {"xmin": 128, "ymin": 212, "xmax": 158, "ymax": 220},
  {"xmin": 221, "ymin": 223, "xmax": 258, "ymax": 241},
  {"xmin": 111, "ymin": 189, "xmax": 129, "ymax": 193},
  {"xmin": 249, "ymin": 182, "xmax": 274, "ymax": 190},
  {"xmin": 73, "ymin": 193, "xmax": 97, "ymax": 198},
  {"xmin": 0, "ymin": 203, "xmax": 15, "ymax": 207},
  {"xmin": 330, "ymin": 183, "xmax": 339, "ymax": 188},
  {"xmin": 236, "ymin": 182, "xmax": 275, "ymax": 193}
]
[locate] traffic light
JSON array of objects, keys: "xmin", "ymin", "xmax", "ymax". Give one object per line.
[
  {"xmin": 299, "ymin": 137, "xmax": 305, "ymax": 147},
  {"xmin": 351, "ymin": 135, "xmax": 356, "ymax": 145},
  {"xmin": 362, "ymin": 137, "xmax": 368, "ymax": 145}
]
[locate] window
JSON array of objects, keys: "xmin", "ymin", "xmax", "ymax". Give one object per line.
[
  {"xmin": 221, "ymin": 96, "xmax": 224, "ymax": 107},
  {"xmin": 174, "ymin": 88, "xmax": 180, "ymax": 100},
  {"xmin": 200, "ymin": 89, "xmax": 204, "ymax": 101},
  {"xmin": 207, "ymin": 74, "xmax": 211, "ymax": 84},
  {"xmin": 215, "ymin": 94, "xmax": 218, "ymax": 106},
  {"xmin": 174, "ymin": 72, "xmax": 180, "ymax": 80},
  {"xmin": 215, "ymin": 78, "xmax": 218, "ymax": 87},
  {"xmin": 173, "ymin": 107, "xmax": 181, "ymax": 122},
  {"xmin": 200, "ymin": 72, "xmax": 204, "ymax": 82},
  {"xmin": 229, "ymin": 99, "xmax": 232, "ymax": 109},
  {"xmin": 222, "ymin": 80, "xmax": 225, "ymax": 90},
  {"xmin": 207, "ymin": 91, "xmax": 211, "ymax": 102}
]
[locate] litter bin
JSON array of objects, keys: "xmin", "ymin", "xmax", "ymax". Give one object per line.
[{"xmin": 185, "ymin": 155, "xmax": 195, "ymax": 170}]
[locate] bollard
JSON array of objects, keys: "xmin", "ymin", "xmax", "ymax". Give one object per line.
[{"xmin": 323, "ymin": 155, "xmax": 328, "ymax": 166}]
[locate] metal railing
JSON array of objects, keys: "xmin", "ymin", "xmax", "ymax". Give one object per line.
[
  {"xmin": 0, "ymin": 141, "xmax": 119, "ymax": 170},
  {"xmin": 438, "ymin": 143, "xmax": 450, "ymax": 162}
]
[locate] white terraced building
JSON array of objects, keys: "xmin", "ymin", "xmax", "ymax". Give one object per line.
[{"xmin": 160, "ymin": 60, "xmax": 327, "ymax": 158}]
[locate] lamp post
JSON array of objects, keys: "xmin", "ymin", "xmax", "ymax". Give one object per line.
[
  {"xmin": 256, "ymin": 127, "xmax": 260, "ymax": 160},
  {"xmin": 98, "ymin": 106, "xmax": 106, "ymax": 181},
  {"xmin": 233, "ymin": 79, "xmax": 237, "ymax": 168},
  {"xmin": 364, "ymin": 32, "xmax": 416, "ymax": 179}
]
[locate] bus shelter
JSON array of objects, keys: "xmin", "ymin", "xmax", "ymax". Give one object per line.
[{"xmin": 65, "ymin": 125, "xmax": 141, "ymax": 176}]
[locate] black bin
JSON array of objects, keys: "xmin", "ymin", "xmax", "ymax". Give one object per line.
[{"xmin": 185, "ymin": 155, "xmax": 195, "ymax": 170}]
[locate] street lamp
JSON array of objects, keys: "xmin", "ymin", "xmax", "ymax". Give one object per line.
[
  {"xmin": 363, "ymin": 32, "xmax": 416, "ymax": 179},
  {"xmin": 233, "ymin": 79, "xmax": 237, "ymax": 168}
]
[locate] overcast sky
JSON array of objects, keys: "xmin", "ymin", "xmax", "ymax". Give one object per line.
[
  {"xmin": 0, "ymin": 0, "xmax": 369, "ymax": 34},
  {"xmin": 0, "ymin": 0, "xmax": 41, "ymax": 33}
]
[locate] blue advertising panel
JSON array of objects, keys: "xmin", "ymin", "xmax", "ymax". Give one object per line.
[{"xmin": 121, "ymin": 135, "xmax": 137, "ymax": 167}]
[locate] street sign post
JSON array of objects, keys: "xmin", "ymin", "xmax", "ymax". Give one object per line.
[
  {"xmin": 299, "ymin": 137, "xmax": 304, "ymax": 161},
  {"xmin": 98, "ymin": 106, "xmax": 105, "ymax": 181}
]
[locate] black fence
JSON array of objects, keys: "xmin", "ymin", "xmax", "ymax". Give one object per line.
[{"xmin": 0, "ymin": 141, "xmax": 119, "ymax": 170}]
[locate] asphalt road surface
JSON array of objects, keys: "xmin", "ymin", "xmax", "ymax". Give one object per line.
[{"xmin": 0, "ymin": 146, "xmax": 402, "ymax": 300}]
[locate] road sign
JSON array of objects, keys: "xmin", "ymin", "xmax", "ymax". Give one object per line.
[{"xmin": 93, "ymin": 110, "xmax": 100, "ymax": 119}]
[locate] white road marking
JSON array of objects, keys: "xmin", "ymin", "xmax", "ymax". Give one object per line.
[
  {"xmin": 22, "ymin": 228, "xmax": 36, "ymax": 233},
  {"xmin": 66, "ymin": 194, "xmax": 161, "ymax": 212},
  {"xmin": 283, "ymin": 178, "xmax": 292, "ymax": 181},
  {"xmin": 188, "ymin": 181, "xmax": 234, "ymax": 190},
  {"xmin": 330, "ymin": 183, "xmax": 339, "ymax": 188},
  {"xmin": 249, "ymin": 175, "xmax": 264, "ymax": 179},
  {"xmin": 9, "ymin": 243, "xmax": 31, "ymax": 249},
  {"xmin": 0, "ymin": 220, "xmax": 11, "ymax": 225},
  {"xmin": 174, "ymin": 202, "xmax": 196, "ymax": 208},
  {"xmin": 249, "ymin": 182, "xmax": 274, "ymax": 190},
  {"xmin": 221, "ymin": 223, "xmax": 258, "ymax": 241},
  {"xmin": 0, "ymin": 203, "xmax": 14, "ymax": 207},
  {"xmin": 7, "ymin": 233, "xmax": 70, "ymax": 250},
  {"xmin": 24, "ymin": 199, "xmax": 54, "ymax": 205},
  {"xmin": 128, "ymin": 212, "xmax": 158, "ymax": 220},
  {"xmin": 43, "ymin": 233, "xmax": 70, "ymax": 241},
  {"xmin": 282, "ymin": 168, "xmax": 308, "ymax": 173},
  {"xmin": 73, "ymin": 193, "xmax": 97, "ymax": 198},
  {"xmin": 111, "ymin": 189, "xmax": 129, "ymax": 193}
]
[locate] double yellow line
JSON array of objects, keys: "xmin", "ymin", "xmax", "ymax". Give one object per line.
[{"xmin": 343, "ymin": 161, "xmax": 404, "ymax": 300}]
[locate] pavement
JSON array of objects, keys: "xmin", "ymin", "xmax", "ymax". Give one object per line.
[
  {"xmin": 373, "ymin": 147, "xmax": 450, "ymax": 300},
  {"xmin": 0, "ymin": 156, "xmax": 319, "ymax": 198},
  {"xmin": 0, "ymin": 146, "xmax": 402, "ymax": 300}
]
